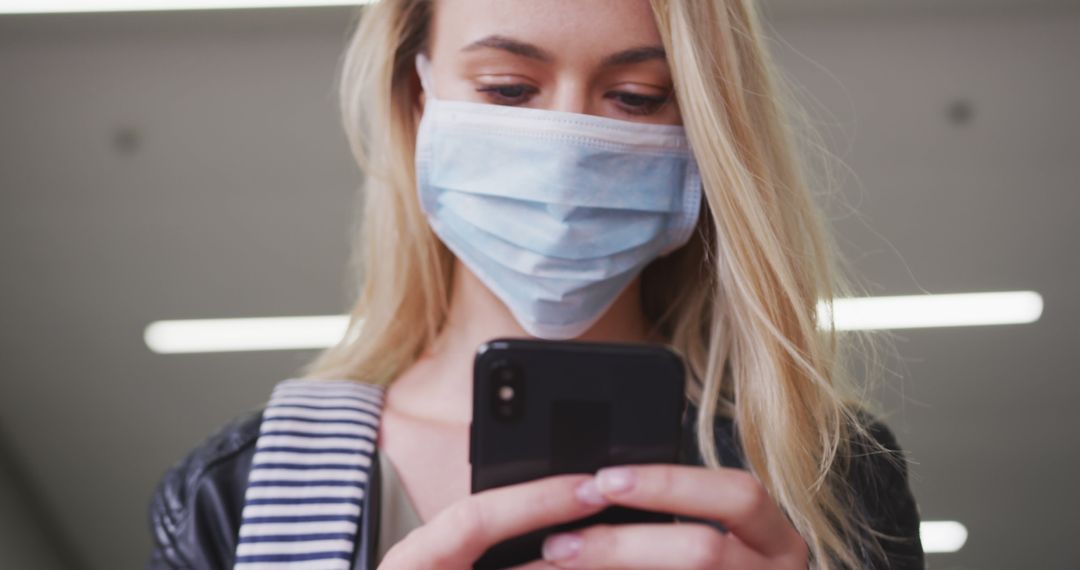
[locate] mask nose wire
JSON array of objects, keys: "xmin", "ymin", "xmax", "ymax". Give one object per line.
[{"xmin": 415, "ymin": 52, "xmax": 437, "ymax": 101}]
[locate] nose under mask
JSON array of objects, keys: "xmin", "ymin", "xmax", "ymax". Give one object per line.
[{"xmin": 413, "ymin": 52, "xmax": 703, "ymax": 339}]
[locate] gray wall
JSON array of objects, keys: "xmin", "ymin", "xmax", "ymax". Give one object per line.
[{"xmin": 0, "ymin": 2, "xmax": 1077, "ymax": 569}]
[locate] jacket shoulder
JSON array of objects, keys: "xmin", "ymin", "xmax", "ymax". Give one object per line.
[
  {"xmin": 146, "ymin": 408, "xmax": 262, "ymax": 570},
  {"xmin": 845, "ymin": 411, "xmax": 925, "ymax": 569}
]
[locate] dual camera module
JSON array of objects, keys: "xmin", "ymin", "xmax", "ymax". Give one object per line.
[{"xmin": 489, "ymin": 360, "xmax": 525, "ymax": 422}]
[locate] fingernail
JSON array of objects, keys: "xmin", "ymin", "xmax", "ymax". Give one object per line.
[
  {"xmin": 596, "ymin": 467, "xmax": 635, "ymax": 494},
  {"xmin": 542, "ymin": 532, "xmax": 583, "ymax": 561},
  {"xmin": 575, "ymin": 478, "xmax": 608, "ymax": 506}
]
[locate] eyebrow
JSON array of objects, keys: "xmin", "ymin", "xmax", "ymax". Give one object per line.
[
  {"xmin": 462, "ymin": 35, "xmax": 553, "ymax": 62},
  {"xmin": 600, "ymin": 45, "xmax": 667, "ymax": 67},
  {"xmin": 461, "ymin": 34, "xmax": 667, "ymax": 67}
]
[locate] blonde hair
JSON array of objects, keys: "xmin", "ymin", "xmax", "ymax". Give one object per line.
[{"xmin": 303, "ymin": 0, "xmax": 895, "ymax": 567}]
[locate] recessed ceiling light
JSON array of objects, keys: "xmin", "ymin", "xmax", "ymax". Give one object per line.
[{"xmin": 921, "ymin": 520, "xmax": 968, "ymax": 554}]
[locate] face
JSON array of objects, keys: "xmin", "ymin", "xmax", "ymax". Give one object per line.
[{"xmin": 423, "ymin": 0, "xmax": 681, "ymax": 125}]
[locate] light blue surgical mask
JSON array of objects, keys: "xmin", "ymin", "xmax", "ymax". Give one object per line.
[{"xmin": 414, "ymin": 53, "xmax": 703, "ymax": 339}]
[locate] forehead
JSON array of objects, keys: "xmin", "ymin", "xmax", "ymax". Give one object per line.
[{"xmin": 430, "ymin": 0, "xmax": 663, "ymax": 62}]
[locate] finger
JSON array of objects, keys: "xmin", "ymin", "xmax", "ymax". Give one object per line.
[
  {"xmin": 396, "ymin": 474, "xmax": 609, "ymax": 568},
  {"xmin": 590, "ymin": 465, "xmax": 803, "ymax": 557},
  {"xmin": 540, "ymin": 522, "xmax": 766, "ymax": 570}
]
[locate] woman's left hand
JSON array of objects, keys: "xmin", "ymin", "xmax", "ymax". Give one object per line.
[{"xmin": 519, "ymin": 464, "xmax": 809, "ymax": 569}]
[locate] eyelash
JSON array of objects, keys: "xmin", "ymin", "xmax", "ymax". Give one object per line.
[{"xmin": 475, "ymin": 84, "xmax": 671, "ymax": 116}]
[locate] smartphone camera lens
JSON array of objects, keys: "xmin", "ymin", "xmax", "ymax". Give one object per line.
[
  {"xmin": 498, "ymin": 385, "xmax": 514, "ymax": 402},
  {"xmin": 490, "ymin": 361, "xmax": 524, "ymax": 422}
]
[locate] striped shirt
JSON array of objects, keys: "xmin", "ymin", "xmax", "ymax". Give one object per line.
[{"xmin": 233, "ymin": 378, "xmax": 384, "ymax": 570}]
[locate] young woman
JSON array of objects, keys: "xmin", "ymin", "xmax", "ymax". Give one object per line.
[{"xmin": 147, "ymin": 1, "xmax": 924, "ymax": 569}]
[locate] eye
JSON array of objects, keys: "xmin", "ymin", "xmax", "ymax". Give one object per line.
[
  {"xmin": 606, "ymin": 90, "xmax": 672, "ymax": 116},
  {"xmin": 476, "ymin": 83, "xmax": 539, "ymax": 105}
]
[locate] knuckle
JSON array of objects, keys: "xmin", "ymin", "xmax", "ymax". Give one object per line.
[
  {"xmin": 788, "ymin": 532, "xmax": 810, "ymax": 564},
  {"xmin": 405, "ymin": 526, "xmax": 453, "ymax": 568},
  {"xmin": 377, "ymin": 527, "xmax": 424, "ymax": 569},
  {"xmin": 729, "ymin": 470, "xmax": 768, "ymax": 516},
  {"xmin": 528, "ymin": 483, "xmax": 564, "ymax": 512},
  {"xmin": 581, "ymin": 523, "xmax": 618, "ymax": 554},
  {"xmin": 376, "ymin": 544, "xmax": 400, "ymax": 568},
  {"xmin": 649, "ymin": 464, "xmax": 677, "ymax": 495},
  {"xmin": 379, "ymin": 546, "xmax": 409, "ymax": 569},
  {"xmin": 532, "ymin": 475, "xmax": 586, "ymax": 513},
  {"xmin": 684, "ymin": 527, "xmax": 725, "ymax": 569},
  {"xmin": 457, "ymin": 499, "xmax": 490, "ymax": 539},
  {"xmin": 438, "ymin": 499, "xmax": 489, "ymax": 555}
]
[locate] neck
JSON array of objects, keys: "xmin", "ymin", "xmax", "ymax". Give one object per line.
[{"xmin": 385, "ymin": 260, "xmax": 651, "ymax": 424}]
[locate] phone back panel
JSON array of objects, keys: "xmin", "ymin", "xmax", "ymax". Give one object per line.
[{"xmin": 470, "ymin": 338, "xmax": 687, "ymax": 568}]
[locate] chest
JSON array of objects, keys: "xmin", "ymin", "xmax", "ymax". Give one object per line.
[{"xmin": 377, "ymin": 406, "xmax": 471, "ymax": 523}]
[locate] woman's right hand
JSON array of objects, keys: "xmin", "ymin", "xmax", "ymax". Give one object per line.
[{"xmin": 377, "ymin": 473, "xmax": 610, "ymax": 569}]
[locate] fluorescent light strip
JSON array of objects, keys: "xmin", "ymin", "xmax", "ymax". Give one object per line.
[
  {"xmin": 145, "ymin": 291, "xmax": 1042, "ymax": 354},
  {"xmin": 920, "ymin": 520, "xmax": 968, "ymax": 554},
  {"xmin": 144, "ymin": 315, "xmax": 348, "ymax": 354},
  {"xmin": 819, "ymin": 290, "xmax": 1043, "ymax": 331},
  {"xmin": 0, "ymin": 0, "xmax": 374, "ymax": 15}
]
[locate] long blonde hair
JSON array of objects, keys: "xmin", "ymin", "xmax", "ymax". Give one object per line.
[{"xmin": 303, "ymin": 0, "xmax": 893, "ymax": 567}]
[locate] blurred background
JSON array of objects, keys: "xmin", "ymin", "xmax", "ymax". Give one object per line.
[{"xmin": 0, "ymin": 0, "xmax": 1077, "ymax": 568}]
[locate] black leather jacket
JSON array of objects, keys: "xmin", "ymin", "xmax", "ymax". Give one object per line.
[{"xmin": 146, "ymin": 404, "xmax": 925, "ymax": 569}]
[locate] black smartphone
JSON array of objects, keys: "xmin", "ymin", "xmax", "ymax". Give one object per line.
[{"xmin": 470, "ymin": 338, "xmax": 687, "ymax": 569}]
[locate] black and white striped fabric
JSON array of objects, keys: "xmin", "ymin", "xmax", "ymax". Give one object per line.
[{"xmin": 233, "ymin": 378, "xmax": 385, "ymax": 570}]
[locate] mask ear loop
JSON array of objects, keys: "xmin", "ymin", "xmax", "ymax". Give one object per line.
[{"xmin": 415, "ymin": 52, "xmax": 437, "ymax": 101}]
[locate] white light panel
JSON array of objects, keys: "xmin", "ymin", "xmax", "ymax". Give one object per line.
[
  {"xmin": 144, "ymin": 315, "xmax": 349, "ymax": 354},
  {"xmin": 921, "ymin": 520, "xmax": 969, "ymax": 554},
  {"xmin": 819, "ymin": 290, "xmax": 1043, "ymax": 331}
]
